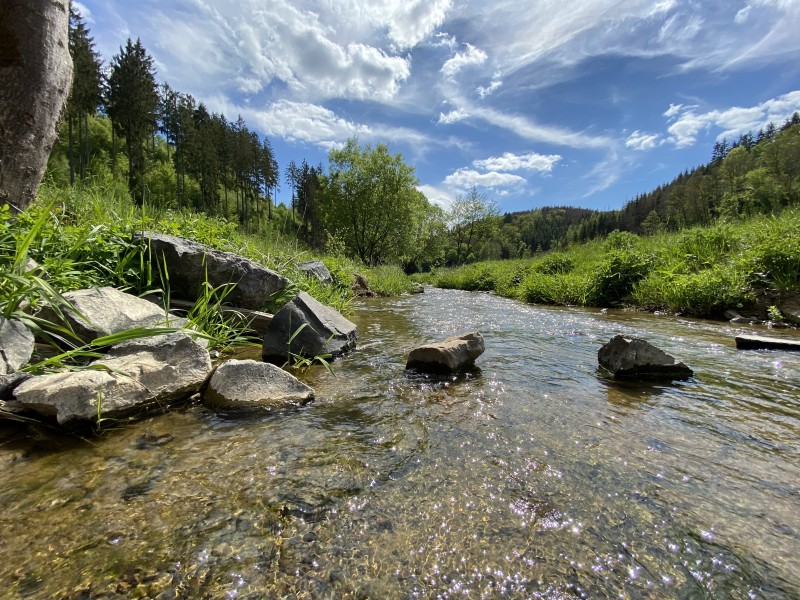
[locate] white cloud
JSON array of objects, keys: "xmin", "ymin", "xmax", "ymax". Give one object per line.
[
  {"xmin": 665, "ymin": 90, "xmax": 800, "ymax": 147},
  {"xmin": 441, "ymin": 43, "xmax": 488, "ymax": 79},
  {"xmin": 625, "ymin": 130, "xmax": 664, "ymax": 151},
  {"xmin": 444, "ymin": 168, "xmax": 526, "ymax": 190},
  {"xmin": 385, "ymin": 0, "xmax": 453, "ymax": 49},
  {"xmin": 735, "ymin": 6, "xmax": 752, "ymax": 23},
  {"xmin": 468, "ymin": 105, "xmax": 613, "ymax": 149},
  {"xmin": 253, "ymin": 100, "xmax": 370, "ymax": 148},
  {"xmin": 72, "ymin": 1, "xmax": 94, "ymax": 23},
  {"xmin": 476, "ymin": 75, "xmax": 503, "ymax": 98},
  {"xmin": 473, "ymin": 152, "xmax": 562, "ymax": 173},
  {"xmin": 418, "ymin": 184, "xmax": 456, "ymax": 209},
  {"xmin": 437, "ymin": 108, "xmax": 470, "ymax": 124}
]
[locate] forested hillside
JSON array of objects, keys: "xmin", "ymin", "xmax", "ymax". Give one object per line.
[{"xmin": 481, "ymin": 116, "xmax": 800, "ymax": 260}]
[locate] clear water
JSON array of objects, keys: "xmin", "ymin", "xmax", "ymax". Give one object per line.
[{"xmin": 1, "ymin": 287, "xmax": 799, "ymax": 598}]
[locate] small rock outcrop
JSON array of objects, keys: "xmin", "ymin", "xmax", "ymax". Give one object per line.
[
  {"xmin": 262, "ymin": 291, "xmax": 357, "ymax": 364},
  {"xmin": 36, "ymin": 286, "xmax": 178, "ymax": 344},
  {"xmin": 406, "ymin": 332, "xmax": 485, "ymax": 373},
  {"xmin": 598, "ymin": 335, "xmax": 693, "ymax": 380},
  {"xmin": 297, "ymin": 260, "xmax": 333, "ymax": 284},
  {"xmin": 203, "ymin": 359, "xmax": 314, "ymax": 410},
  {"xmin": 0, "ymin": 317, "xmax": 34, "ymax": 375},
  {"xmin": 778, "ymin": 297, "xmax": 800, "ymax": 326},
  {"xmin": 10, "ymin": 332, "xmax": 212, "ymax": 425},
  {"xmin": 135, "ymin": 232, "xmax": 289, "ymax": 310},
  {"xmin": 735, "ymin": 334, "xmax": 800, "ymax": 351}
]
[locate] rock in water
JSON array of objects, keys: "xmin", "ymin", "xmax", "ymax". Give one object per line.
[
  {"xmin": 203, "ymin": 359, "xmax": 314, "ymax": 410},
  {"xmin": 262, "ymin": 292, "xmax": 357, "ymax": 364},
  {"xmin": 134, "ymin": 231, "xmax": 290, "ymax": 310},
  {"xmin": 734, "ymin": 334, "xmax": 800, "ymax": 351},
  {"xmin": 9, "ymin": 332, "xmax": 212, "ymax": 425},
  {"xmin": 406, "ymin": 332, "xmax": 485, "ymax": 373},
  {"xmin": 598, "ymin": 335, "xmax": 693, "ymax": 380}
]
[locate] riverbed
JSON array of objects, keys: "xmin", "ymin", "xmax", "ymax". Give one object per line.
[{"xmin": 1, "ymin": 287, "xmax": 799, "ymax": 598}]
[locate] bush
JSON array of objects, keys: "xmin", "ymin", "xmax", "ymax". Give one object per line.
[
  {"xmin": 532, "ymin": 253, "xmax": 574, "ymax": 275},
  {"xmin": 589, "ymin": 250, "xmax": 652, "ymax": 305}
]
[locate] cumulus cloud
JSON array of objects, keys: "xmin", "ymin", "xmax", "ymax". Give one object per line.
[
  {"xmin": 417, "ymin": 184, "xmax": 456, "ymax": 210},
  {"xmin": 473, "ymin": 152, "xmax": 562, "ymax": 173},
  {"xmin": 444, "ymin": 168, "xmax": 526, "ymax": 190},
  {"xmin": 437, "ymin": 108, "xmax": 470, "ymax": 124},
  {"xmin": 385, "ymin": 0, "xmax": 453, "ymax": 49},
  {"xmin": 625, "ymin": 130, "xmax": 664, "ymax": 151},
  {"xmin": 253, "ymin": 100, "xmax": 370, "ymax": 148},
  {"xmin": 665, "ymin": 90, "xmax": 800, "ymax": 147},
  {"xmin": 441, "ymin": 43, "xmax": 488, "ymax": 79}
]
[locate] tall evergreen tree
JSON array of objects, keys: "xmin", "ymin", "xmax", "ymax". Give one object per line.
[
  {"xmin": 106, "ymin": 38, "xmax": 159, "ymax": 205},
  {"xmin": 66, "ymin": 5, "xmax": 103, "ymax": 184}
]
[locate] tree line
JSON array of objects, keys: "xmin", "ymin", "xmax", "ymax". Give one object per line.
[{"xmin": 465, "ymin": 115, "xmax": 800, "ymax": 261}]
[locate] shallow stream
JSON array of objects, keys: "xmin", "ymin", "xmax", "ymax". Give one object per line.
[{"xmin": 1, "ymin": 287, "xmax": 799, "ymax": 598}]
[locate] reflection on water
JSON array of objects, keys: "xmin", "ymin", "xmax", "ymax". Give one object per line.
[{"xmin": 1, "ymin": 287, "xmax": 799, "ymax": 598}]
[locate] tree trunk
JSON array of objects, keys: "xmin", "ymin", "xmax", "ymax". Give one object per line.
[{"xmin": 0, "ymin": 0, "xmax": 72, "ymax": 213}]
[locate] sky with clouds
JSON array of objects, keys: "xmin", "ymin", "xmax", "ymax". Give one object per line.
[{"xmin": 75, "ymin": 0, "xmax": 800, "ymax": 212}]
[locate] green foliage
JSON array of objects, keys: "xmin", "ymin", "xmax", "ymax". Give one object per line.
[
  {"xmin": 589, "ymin": 249, "xmax": 653, "ymax": 305},
  {"xmin": 447, "ymin": 187, "xmax": 500, "ymax": 265},
  {"xmin": 321, "ymin": 138, "xmax": 427, "ymax": 266},
  {"xmin": 532, "ymin": 253, "xmax": 574, "ymax": 275},
  {"xmin": 362, "ymin": 265, "xmax": 418, "ymax": 296}
]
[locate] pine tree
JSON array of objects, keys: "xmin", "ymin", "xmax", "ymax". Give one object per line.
[
  {"xmin": 106, "ymin": 38, "xmax": 159, "ymax": 205},
  {"xmin": 66, "ymin": 6, "xmax": 103, "ymax": 184}
]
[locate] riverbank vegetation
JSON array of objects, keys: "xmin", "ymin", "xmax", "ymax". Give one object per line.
[{"xmin": 417, "ymin": 210, "xmax": 800, "ymax": 317}]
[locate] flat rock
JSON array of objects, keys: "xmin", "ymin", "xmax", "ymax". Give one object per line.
[
  {"xmin": 9, "ymin": 332, "xmax": 212, "ymax": 425},
  {"xmin": 0, "ymin": 317, "xmax": 35, "ymax": 374},
  {"xmin": 406, "ymin": 332, "xmax": 485, "ymax": 373},
  {"xmin": 135, "ymin": 232, "xmax": 289, "ymax": 310},
  {"xmin": 598, "ymin": 335, "xmax": 693, "ymax": 380},
  {"xmin": 735, "ymin": 334, "xmax": 800, "ymax": 351},
  {"xmin": 203, "ymin": 359, "xmax": 314, "ymax": 410},
  {"xmin": 11, "ymin": 369, "xmax": 151, "ymax": 425},
  {"xmin": 36, "ymin": 286, "xmax": 176, "ymax": 344},
  {"xmin": 262, "ymin": 291, "xmax": 357, "ymax": 364}
]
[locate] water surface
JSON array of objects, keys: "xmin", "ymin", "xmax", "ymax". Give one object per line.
[{"xmin": 1, "ymin": 287, "xmax": 799, "ymax": 598}]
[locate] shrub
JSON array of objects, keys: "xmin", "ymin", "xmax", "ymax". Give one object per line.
[
  {"xmin": 532, "ymin": 253, "xmax": 574, "ymax": 275},
  {"xmin": 589, "ymin": 250, "xmax": 653, "ymax": 305}
]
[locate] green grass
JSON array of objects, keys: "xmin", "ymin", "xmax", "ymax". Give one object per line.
[{"xmin": 425, "ymin": 210, "xmax": 800, "ymax": 317}]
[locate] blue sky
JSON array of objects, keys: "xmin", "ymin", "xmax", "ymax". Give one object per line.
[{"xmin": 75, "ymin": 0, "xmax": 800, "ymax": 213}]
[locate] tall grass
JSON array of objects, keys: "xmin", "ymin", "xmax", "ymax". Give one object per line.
[{"xmin": 426, "ymin": 209, "xmax": 800, "ymax": 317}]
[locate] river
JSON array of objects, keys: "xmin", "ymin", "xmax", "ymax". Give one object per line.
[{"xmin": 1, "ymin": 287, "xmax": 799, "ymax": 598}]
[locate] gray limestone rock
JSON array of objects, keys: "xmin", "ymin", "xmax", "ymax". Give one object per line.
[
  {"xmin": 135, "ymin": 232, "xmax": 289, "ymax": 310},
  {"xmin": 297, "ymin": 260, "xmax": 333, "ymax": 284},
  {"xmin": 406, "ymin": 332, "xmax": 485, "ymax": 374},
  {"xmin": 598, "ymin": 335, "xmax": 693, "ymax": 380},
  {"xmin": 35, "ymin": 286, "xmax": 175, "ymax": 344},
  {"xmin": 203, "ymin": 359, "xmax": 314, "ymax": 410},
  {"xmin": 262, "ymin": 291, "xmax": 357, "ymax": 364},
  {"xmin": 0, "ymin": 317, "xmax": 35, "ymax": 375}
]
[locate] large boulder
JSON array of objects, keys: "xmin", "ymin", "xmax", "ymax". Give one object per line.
[
  {"xmin": 297, "ymin": 260, "xmax": 333, "ymax": 284},
  {"xmin": 36, "ymin": 286, "xmax": 178, "ymax": 344},
  {"xmin": 0, "ymin": 317, "xmax": 35, "ymax": 374},
  {"xmin": 778, "ymin": 297, "xmax": 800, "ymax": 326},
  {"xmin": 203, "ymin": 359, "xmax": 314, "ymax": 411},
  {"xmin": 262, "ymin": 291, "xmax": 357, "ymax": 364},
  {"xmin": 598, "ymin": 335, "xmax": 693, "ymax": 380},
  {"xmin": 10, "ymin": 332, "xmax": 212, "ymax": 425},
  {"xmin": 406, "ymin": 332, "xmax": 485, "ymax": 374},
  {"xmin": 135, "ymin": 232, "xmax": 289, "ymax": 310}
]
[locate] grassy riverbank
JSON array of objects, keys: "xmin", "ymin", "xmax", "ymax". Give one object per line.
[{"xmin": 415, "ymin": 209, "xmax": 800, "ymax": 319}]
